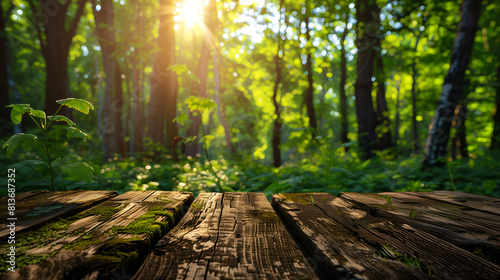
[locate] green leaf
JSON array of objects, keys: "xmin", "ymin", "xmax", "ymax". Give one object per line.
[
  {"xmin": 2, "ymin": 134, "xmax": 38, "ymax": 158},
  {"xmin": 222, "ymin": 186, "xmax": 235, "ymax": 192},
  {"xmin": 201, "ymin": 135, "xmax": 215, "ymax": 149},
  {"xmin": 60, "ymin": 162, "xmax": 95, "ymax": 183},
  {"xmin": 48, "ymin": 115, "xmax": 75, "ymax": 126},
  {"xmin": 264, "ymin": 182, "xmax": 279, "ymax": 193},
  {"xmin": 329, "ymin": 167, "xmax": 352, "ymax": 173},
  {"xmin": 66, "ymin": 127, "xmax": 87, "ymax": 140},
  {"xmin": 173, "ymin": 112, "xmax": 188, "ymax": 125},
  {"xmin": 250, "ymin": 172, "xmax": 274, "ymax": 181},
  {"xmin": 167, "ymin": 64, "xmax": 189, "ymax": 75},
  {"xmin": 185, "ymin": 96, "xmax": 217, "ymax": 112},
  {"xmin": 337, "ymin": 141, "xmax": 356, "ymax": 149},
  {"xmin": 56, "ymin": 98, "xmax": 94, "ymax": 114},
  {"xmin": 30, "ymin": 109, "xmax": 46, "ymax": 119},
  {"xmin": 20, "ymin": 179, "xmax": 53, "ymax": 190},
  {"xmin": 6, "ymin": 104, "xmax": 32, "ymax": 124},
  {"xmin": 9, "ymin": 160, "xmax": 47, "ymax": 169}
]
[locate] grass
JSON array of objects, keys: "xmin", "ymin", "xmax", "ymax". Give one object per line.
[{"xmin": 1, "ymin": 143, "xmax": 500, "ymax": 199}]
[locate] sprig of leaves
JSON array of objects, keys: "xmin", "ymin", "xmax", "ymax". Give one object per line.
[{"xmin": 3, "ymin": 98, "xmax": 95, "ymax": 190}]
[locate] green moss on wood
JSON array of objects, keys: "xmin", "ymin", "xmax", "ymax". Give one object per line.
[
  {"xmin": 280, "ymin": 193, "xmax": 310, "ymax": 205},
  {"xmin": 110, "ymin": 206, "xmax": 173, "ymax": 241}
]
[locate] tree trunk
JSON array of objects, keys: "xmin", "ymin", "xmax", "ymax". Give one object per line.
[
  {"xmin": 304, "ymin": 15, "xmax": 317, "ymax": 136},
  {"xmin": 147, "ymin": 0, "xmax": 178, "ymax": 152},
  {"xmin": 272, "ymin": 0, "xmax": 284, "ymax": 167},
  {"xmin": 423, "ymin": 0, "xmax": 480, "ymax": 166},
  {"xmin": 130, "ymin": 9, "xmax": 145, "ymax": 153},
  {"xmin": 339, "ymin": 24, "xmax": 349, "ymax": 147},
  {"xmin": 185, "ymin": 0, "xmax": 215, "ymax": 157},
  {"xmin": 131, "ymin": 60, "xmax": 144, "ymax": 152},
  {"xmin": 28, "ymin": 0, "xmax": 87, "ymax": 116},
  {"xmin": 354, "ymin": 0, "xmax": 378, "ymax": 159},
  {"xmin": 93, "ymin": 0, "xmax": 126, "ymax": 158},
  {"xmin": 0, "ymin": 3, "xmax": 11, "ymax": 136},
  {"xmin": 272, "ymin": 51, "xmax": 282, "ymax": 167},
  {"xmin": 491, "ymin": 64, "xmax": 500, "ymax": 150},
  {"xmin": 451, "ymin": 103, "xmax": 468, "ymax": 160},
  {"xmin": 394, "ymin": 75, "xmax": 401, "ymax": 145},
  {"xmin": 375, "ymin": 41, "xmax": 392, "ymax": 150},
  {"xmin": 213, "ymin": 52, "xmax": 236, "ymax": 153}
]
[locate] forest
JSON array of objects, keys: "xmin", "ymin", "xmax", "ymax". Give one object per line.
[{"xmin": 0, "ymin": 0, "xmax": 499, "ymax": 198}]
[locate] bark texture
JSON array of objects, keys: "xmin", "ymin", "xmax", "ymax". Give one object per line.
[
  {"xmin": 354, "ymin": 0, "xmax": 378, "ymax": 159},
  {"xmin": 424, "ymin": 0, "xmax": 480, "ymax": 165}
]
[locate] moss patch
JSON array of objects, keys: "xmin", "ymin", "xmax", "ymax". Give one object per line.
[
  {"xmin": 110, "ymin": 206, "xmax": 174, "ymax": 242},
  {"xmin": 73, "ymin": 204, "xmax": 125, "ymax": 221},
  {"xmin": 281, "ymin": 193, "xmax": 310, "ymax": 206},
  {"xmin": 86, "ymin": 238, "xmax": 142, "ymax": 272}
]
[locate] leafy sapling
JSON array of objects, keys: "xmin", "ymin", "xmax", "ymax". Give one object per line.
[{"xmin": 2, "ymin": 98, "xmax": 95, "ymax": 191}]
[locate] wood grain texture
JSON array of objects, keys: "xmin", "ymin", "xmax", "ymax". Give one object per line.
[
  {"xmin": 337, "ymin": 192, "xmax": 500, "ymax": 279},
  {"xmin": 340, "ymin": 191, "xmax": 500, "ymax": 264},
  {"xmin": 272, "ymin": 193, "xmax": 429, "ymax": 280},
  {"xmin": 409, "ymin": 190, "xmax": 500, "ymax": 216},
  {"xmin": 0, "ymin": 191, "xmax": 117, "ymax": 239},
  {"xmin": 1, "ymin": 191, "xmax": 193, "ymax": 280},
  {"xmin": 133, "ymin": 192, "xmax": 319, "ymax": 280}
]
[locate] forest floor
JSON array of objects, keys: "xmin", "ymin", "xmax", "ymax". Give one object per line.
[{"xmin": 2, "ymin": 146, "xmax": 499, "ymax": 199}]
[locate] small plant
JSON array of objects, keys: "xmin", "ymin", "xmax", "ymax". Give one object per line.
[
  {"xmin": 293, "ymin": 128, "xmax": 353, "ymax": 193},
  {"xmin": 250, "ymin": 171, "xmax": 302, "ymax": 195},
  {"xmin": 2, "ymin": 98, "xmax": 95, "ymax": 191}
]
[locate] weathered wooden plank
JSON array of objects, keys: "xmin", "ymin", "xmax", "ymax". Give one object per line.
[
  {"xmin": 340, "ymin": 191, "xmax": 500, "ymax": 264},
  {"xmin": 273, "ymin": 193, "xmax": 430, "ymax": 280},
  {"xmin": 0, "ymin": 191, "xmax": 117, "ymax": 239},
  {"xmin": 409, "ymin": 190, "xmax": 500, "ymax": 216},
  {"xmin": 0, "ymin": 191, "xmax": 193, "ymax": 280},
  {"xmin": 133, "ymin": 192, "xmax": 319, "ymax": 280},
  {"xmin": 336, "ymin": 192, "xmax": 500, "ymax": 279}
]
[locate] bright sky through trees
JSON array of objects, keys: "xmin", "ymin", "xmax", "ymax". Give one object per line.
[{"xmin": 176, "ymin": 0, "xmax": 204, "ymax": 28}]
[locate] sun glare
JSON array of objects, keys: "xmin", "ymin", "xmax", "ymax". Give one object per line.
[{"xmin": 177, "ymin": 0, "xmax": 204, "ymax": 28}]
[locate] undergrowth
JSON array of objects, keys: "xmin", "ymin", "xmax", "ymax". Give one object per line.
[{"xmin": 1, "ymin": 143, "xmax": 499, "ymax": 199}]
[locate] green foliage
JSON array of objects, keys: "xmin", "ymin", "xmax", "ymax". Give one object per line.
[{"xmin": 2, "ymin": 99, "xmax": 95, "ymax": 191}]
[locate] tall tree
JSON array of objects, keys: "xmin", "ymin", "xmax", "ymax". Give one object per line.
[
  {"xmin": 423, "ymin": 0, "xmax": 481, "ymax": 165},
  {"xmin": 147, "ymin": 0, "xmax": 178, "ymax": 152},
  {"xmin": 92, "ymin": 0, "xmax": 126, "ymax": 158},
  {"xmin": 184, "ymin": 0, "xmax": 216, "ymax": 157},
  {"xmin": 490, "ymin": 64, "xmax": 500, "ymax": 150},
  {"xmin": 212, "ymin": 52, "xmax": 236, "ymax": 154},
  {"xmin": 354, "ymin": 0, "xmax": 379, "ymax": 159},
  {"xmin": 0, "ymin": 2, "xmax": 11, "ymax": 136},
  {"xmin": 339, "ymin": 21, "xmax": 350, "ymax": 147},
  {"xmin": 375, "ymin": 40, "xmax": 392, "ymax": 150},
  {"xmin": 303, "ymin": 3, "xmax": 317, "ymax": 136},
  {"xmin": 272, "ymin": 0, "xmax": 285, "ymax": 167},
  {"xmin": 451, "ymin": 102, "xmax": 468, "ymax": 159},
  {"xmin": 27, "ymin": 0, "xmax": 87, "ymax": 116}
]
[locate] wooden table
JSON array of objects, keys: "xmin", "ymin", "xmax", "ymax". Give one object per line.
[{"xmin": 1, "ymin": 190, "xmax": 499, "ymax": 279}]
